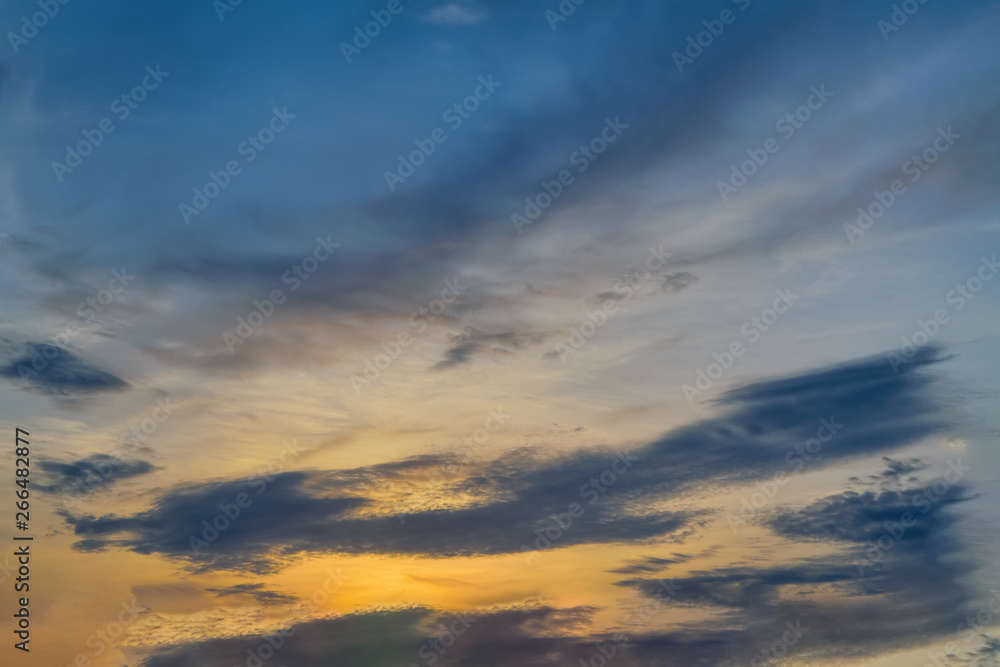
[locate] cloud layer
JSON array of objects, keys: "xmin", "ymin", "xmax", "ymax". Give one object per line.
[{"xmin": 66, "ymin": 349, "xmax": 946, "ymax": 573}]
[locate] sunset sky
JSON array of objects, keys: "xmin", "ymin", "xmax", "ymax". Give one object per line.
[{"xmin": 1, "ymin": 1, "xmax": 1000, "ymax": 665}]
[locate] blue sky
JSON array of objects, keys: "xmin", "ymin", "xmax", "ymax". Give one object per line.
[{"xmin": 1, "ymin": 1, "xmax": 999, "ymax": 665}]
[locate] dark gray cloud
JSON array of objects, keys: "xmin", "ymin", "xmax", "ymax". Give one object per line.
[
  {"xmin": 64, "ymin": 472, "xmax": 368, "ymax": 573},
  {"xmin": 64, "ymin": 461, "xmax": 691, "ymax": 572},
  {"xmin": 434, "ymin": 326, "xmax": 553, "ymax": 369},
  {"xmin": 765, "ymin": 482, "xmax": 969, "ymax": 546},
  {"xmin": 863, "ymin": 455, "xmax": 928, "ymax": 486},
  {"xmin": 65, "ymin": 349, "xmax": 948, "ymax": 573},
  {"xmin": 143, "ymin": 605, "xmax": 611, "ymax": 667},
  {"xmin": 660, "ymin": 272, "xmax": 697, "ymax": 292},
  {"xmin": 6, "ymin": 0, "xmax": 994, "ymax": 400},
  {"xmin": 615, "ymin": 459, "xmax": 980, "ymax": 665},
  {"xmin": 607, "ymin": 554, "xmax": 692, "ymax": 575},
  {"xmin": 590, "ymin": 269, "xmax": 698, "ymax": 307},
  {"xmin": 205, "ymin": 583, "xmax": 296, "ymax": 606},
  {"xmin": 0, "ymin": 343, "xmax": 128, "ymax": 396},
  {"xmin": 37, "ymin": 454, "xmax": 154, "ymax": 494},
  {"xmin": 137, "ymin": 462, "xmax": 994, "ymax": 667},
  {"xmin": 620, "ymin": 561, "xmax": 857, "ymax": 610},
  {"xmin": 954, "ymin": 635, "xmax": 1000, "ymax": 665}
]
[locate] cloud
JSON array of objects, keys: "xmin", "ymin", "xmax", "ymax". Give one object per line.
[
  {"xmin": 0, "ymin": 342, "xmax": 128, "ymax": 397},
  {"xmin": 64, "ymin": 349, "xmax": 948, "ymax": 573},
  {"xmin": 607, "ymin": 554, "xmax": 692, "ymax": 575},
  {"xmin": 434, "ymin": 326, "xmax": 554, "ymax": 369},
  {"xmin": 4, "ymin": 0, "xmax": 997, "ymax": 397},
  {"xmin": 590, "ymin": 269, "xmax": 698, "ymax": 306},
  {"xmin": 64, "ymin": 472, "xmax": 368, "ymax": 573},
  {"xmin": 862, "ymin": 456, "xmax": 928, "ymax": 486},
  {"xmin": 143, "ymin": 605, "xmax": 610, "ymax": 667},
  {"xmin": 660, "ymin": 272, "xmax": 697, "ymax": 292},
  {"xmin": 36, "ymin": 454, "xmax": 154, "ymax": 494},
  {"xmin": 423, "ymin": 2, "xmax": 489, "ymax": 25},
  {"xmin": 765, "ymin": 478, "xmax": 971, "ymax": 553},
  {"xmin": 64, "ymin": 460, "xmax": 691, "ymax": 572},
  {"xmin": 205, "ymin": 583, "xmax": 296, "ymax": 606},
  {"xmin": 0, "ymin": 0, "xmax": 988, "ymax": 425},
  {"xmin": 614, "ymin": 462, "xmax": 982, "ymax": 664},
  {"xmin": 953, "ymin": 635, "xmax": 1000, "ymax": 664},
  {"xmin": 117, "ymin": 456, "xmax": 1000, "ymax": 667}
]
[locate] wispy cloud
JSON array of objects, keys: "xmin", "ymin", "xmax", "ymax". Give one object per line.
[{"xmin": 423, "ymin": 2, "xmax": 489, "ymax": 26}]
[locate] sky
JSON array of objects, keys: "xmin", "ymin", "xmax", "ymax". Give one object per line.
[{"xmin": 1, "ymin": 0, "xmax": 999, "ymax": 665}]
